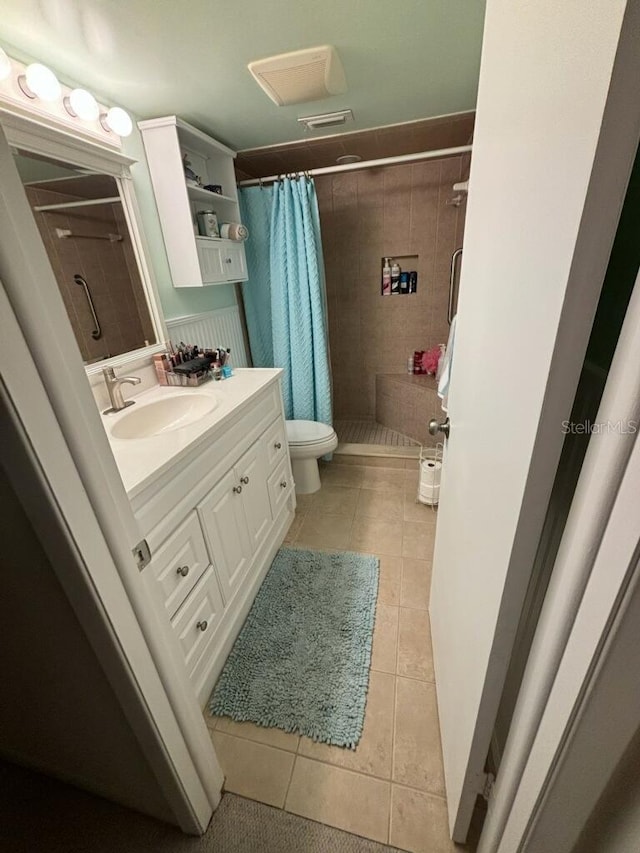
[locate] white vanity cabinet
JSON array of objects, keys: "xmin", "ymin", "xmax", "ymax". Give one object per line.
[
  {"xmin": 138, "ymin": 115, "xmax": 248, "ymax": 289},
  {"xmin": 130, "ymin": 374, "xmax": 294, "ymax": 705}
]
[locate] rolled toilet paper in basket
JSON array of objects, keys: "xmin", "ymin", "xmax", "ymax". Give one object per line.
[
  {"xmin": 419, "ymin": 459, "xmax": 442, "ymax": 488},
  {"xmin": 219, "ymin": 222, "xmax": 249, "ymax": 241},
  {"xmin": 418, "ymin": 459, "xmax": 442, "ymax": 505}
]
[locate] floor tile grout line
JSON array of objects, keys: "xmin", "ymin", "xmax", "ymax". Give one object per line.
[
  {"xmin": 290, "ymin": 752, "xmax": 396, "ymax": 791},
  {"xmin": 390, "ymin": 780, "xmax": 449, "ymax": 803},
  {"xmin": 282, "ymin": 749, "xmax": 298, "ymax": 810},
  {"xmin": 389, "ymin": 665, "xmax": 399, "ymax": 844}
]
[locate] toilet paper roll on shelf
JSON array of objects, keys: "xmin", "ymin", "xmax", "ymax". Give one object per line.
[{"xmin": 418, "ymin": 458, "xmax": 442, "ymax": 506}]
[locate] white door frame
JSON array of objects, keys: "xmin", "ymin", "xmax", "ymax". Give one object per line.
[
  {"xmin": 0, "ymin": 124, "xmax": 223, "ymax": 829},
  {"xmin": 492, "ymin": 300, "xmax": 640, "ymax": 851},
  {"xmin": 479, "ymin": 266, "xmax": 640, "ymax": 852}
]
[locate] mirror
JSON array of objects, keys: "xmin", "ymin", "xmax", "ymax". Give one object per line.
[{"xmin": 13, "ymin": 149, "xmax": 157, "ymax": 364}]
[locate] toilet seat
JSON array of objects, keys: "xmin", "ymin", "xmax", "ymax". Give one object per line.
[{"xmin": 286, "ymin": 419, "xmax": 335, "ymax": 446}]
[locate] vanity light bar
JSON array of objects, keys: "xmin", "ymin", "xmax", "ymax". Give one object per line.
[{"xmin": 0, "ymin": 45, "xmax": 132, "ymax": 140}]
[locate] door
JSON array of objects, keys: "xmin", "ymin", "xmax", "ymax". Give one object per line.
[
  {"xmin": 0, "ymin": 122, "xmax": 223, "ymax": 831},
  {"xmin": 428, "ymin": 0, "xmax": 639, "ymax": 842},
  {"xmin": 198, "ymin": 467, "xmax": 252, "ymax": 602},
  {"xmin": 196, "ymin": 238, "xmax": 225, "ymax": 284},
  {"xmin": 223, "ymin": 241, "xmax": 247, "ymax": 281},
  {"xmin": 237, "ymin": 441, "xmax": 272, "ymax": 551}
]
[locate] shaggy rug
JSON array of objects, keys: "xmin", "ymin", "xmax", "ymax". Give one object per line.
[{"xmin": 209, "ymin": 547, "xmax": 379, "ymax": 747}]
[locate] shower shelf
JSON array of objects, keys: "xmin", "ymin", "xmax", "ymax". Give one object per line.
[{"xmin": 380, "ymin": 254, "xmax": 419, "ymax": 294}]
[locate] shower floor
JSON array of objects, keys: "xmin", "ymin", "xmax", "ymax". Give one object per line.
[{"xmin": 334, "ymin": 419, "xmax": 419, "ymax": 448}]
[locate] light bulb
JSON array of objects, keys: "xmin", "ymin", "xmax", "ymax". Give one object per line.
[
  {"xmin": 64, "ymin": 88, "xmax": 99, "ymax": 121},
  {"xmin": 100, "ymin": 106, "xmax": 132, "ymax": 137},
  {"xmin": 0, "ymin": 47, "xmax": 11, "ymax": 81},
  {"xmin": 19, "ymin": 63, "xmax": 61, "ymax": 101}
]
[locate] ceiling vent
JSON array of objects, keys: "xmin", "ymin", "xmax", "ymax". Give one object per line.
[
  {"xmin": 297, "ymin": 110, "xmax": 354, "ymax": 131},
  {"xmin": 248, "ymin": 45, "xmax": 347, "ymax": 107}
]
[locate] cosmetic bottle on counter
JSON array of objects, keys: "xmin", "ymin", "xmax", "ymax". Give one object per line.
[{"xmin": 153, "ymin": 353, "xmax": 170, "ymax": 386}]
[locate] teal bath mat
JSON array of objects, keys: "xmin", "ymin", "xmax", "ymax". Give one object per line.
[{"xmin": 209, "ymin": 547, "xmax": 379, "ymax": 748}]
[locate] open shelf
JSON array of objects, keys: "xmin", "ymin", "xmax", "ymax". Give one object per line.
[{"xmin": 186, "ymin": 184, "xmax": 236, "ymax": 203}]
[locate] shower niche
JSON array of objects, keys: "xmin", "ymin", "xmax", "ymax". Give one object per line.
[{"xmin": 380, "ymin": 254, "xmax": 419, "ymax": 296}]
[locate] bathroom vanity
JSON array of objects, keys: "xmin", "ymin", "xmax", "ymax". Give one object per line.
[{"xmin": 103, "ymin": 370, "xmax": 295, "ymax": 706}]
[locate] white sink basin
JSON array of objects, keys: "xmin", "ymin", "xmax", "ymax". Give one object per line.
[{"xmin": 109, "ymin": 393, "xmax": 218, "ymax": 439}]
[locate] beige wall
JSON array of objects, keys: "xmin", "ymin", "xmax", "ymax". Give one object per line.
[{"xmin": 316, "ymin": 155, "xmax": 468, "ymax": 421}]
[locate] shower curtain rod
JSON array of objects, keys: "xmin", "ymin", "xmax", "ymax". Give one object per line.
[{"xmin": 237, "ymin": 144, "xmax": 472, "ymax": 186}]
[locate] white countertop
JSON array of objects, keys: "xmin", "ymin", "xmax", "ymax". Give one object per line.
[{"xmin": 102, "ymin": 368, "xmax": 282, "ymax": 498}]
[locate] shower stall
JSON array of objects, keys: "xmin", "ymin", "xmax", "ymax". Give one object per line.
[
  {"xmin": 237, "ymin": 120, "xmax": 472, "ymax": 456},
  {"xmin": 314, "ymin": 148, "xmax": 469, "ymax": 453}
]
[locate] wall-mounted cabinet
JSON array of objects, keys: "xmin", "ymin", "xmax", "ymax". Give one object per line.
[{"xmin": 138, "ymin": 115, "xmax": 248, "ymax": 288}]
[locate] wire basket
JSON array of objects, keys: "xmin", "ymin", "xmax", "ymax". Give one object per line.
[{"xmin": 414, "ymin": 442, "xmax": 443, "ymax": 509}]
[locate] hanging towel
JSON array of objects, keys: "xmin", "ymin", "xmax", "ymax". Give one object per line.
[{"xmin": 437, "ymin": 315, "xmax": 457, "ymax": 413}]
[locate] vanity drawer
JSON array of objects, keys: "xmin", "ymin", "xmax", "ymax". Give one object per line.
[
  {"xmin": 263, "ymin": 418, "xmax": 287, "ymax": 471},
  {"xmin": 171, "ymin": 566, "xmax": 225, "ymax": 677},
  {"xmin": 151, "ymin": 512, "xmax": 209, "ymax": 618},
  {"xmin": 267, "ymin": 457, "xmax": 293, "ymax": 518}
]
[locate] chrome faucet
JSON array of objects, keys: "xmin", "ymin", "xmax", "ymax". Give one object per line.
[{"xmin": 102, "ymin": 367, "xmax": 141, "ymax": 414}]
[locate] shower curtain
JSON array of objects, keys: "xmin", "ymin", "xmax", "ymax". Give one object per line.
[{"xmin": 239, "ymin": 177, "xmax": 332, "ymax": 426}]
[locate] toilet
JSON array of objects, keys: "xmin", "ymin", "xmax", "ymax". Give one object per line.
[{"xmin": 286, "ymin": 419, "xmax": 338, "ymax": 494}]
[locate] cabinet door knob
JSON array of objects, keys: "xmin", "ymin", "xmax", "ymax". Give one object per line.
[
  {"xmin": 240, "ymin": 475, "xmax": 250, "ymax": 485},
  {"xmin": 225, "ymin": 258, "xmax": 232, "ymax": 264},
  {"xmin": 196, "ymin": 620, "xmax": 208, "ymax": 632},
  {"xmin": 280, "ymin": 480, "xmax": 287, "ymax": 489},
  {"xmin": 274, "ymin": 442, "xmax": 282, "ymax": 450},
  {"xmin": 176, "ymin": 565, "xmax": 190, "ymax": 577},
  {"xmin": 233, "ymin": 485, "xmax": 242, "ymax": 494}
]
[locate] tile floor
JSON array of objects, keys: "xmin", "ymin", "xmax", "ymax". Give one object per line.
[{"xmin": 205, "ymin": 460, "xmax": 461, "ymax": 853}]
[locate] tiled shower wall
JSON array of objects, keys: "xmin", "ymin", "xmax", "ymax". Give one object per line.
[{"xmin": 316, "ymin": 155, "xmax": 468, "ymax": 420}]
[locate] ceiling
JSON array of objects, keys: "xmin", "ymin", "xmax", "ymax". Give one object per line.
[{"xmin": 0, "ymin": 0, "xmax": 486, "ymax": 151}]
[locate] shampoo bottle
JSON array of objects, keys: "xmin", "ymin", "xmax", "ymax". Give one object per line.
[
  {"xmin": 391, "ymin": 260, "xmax": 401, "ymax": 294},
  {"xmin": 382, "ymin": 258, "xmax": 392, "ymax": 295}
]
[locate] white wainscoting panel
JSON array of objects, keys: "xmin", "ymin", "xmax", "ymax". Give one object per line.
[{"xmin": 166, "ymin": 305, "xmax": 249, "ymax": 367}]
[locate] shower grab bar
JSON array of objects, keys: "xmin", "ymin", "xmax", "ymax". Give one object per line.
[
  {"xmin": 74, "ymin": 274, "xmax": 102, "ymax": 340},
  {"xmin": 448, "ymin": 247, "xmax": 463, "ymax": 325}
]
